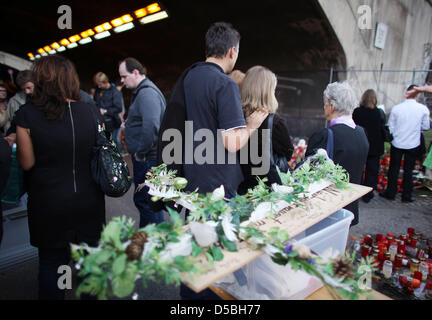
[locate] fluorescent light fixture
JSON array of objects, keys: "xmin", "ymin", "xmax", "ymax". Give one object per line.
[
  {"xmin": 114, "ymin": 22, "xmax": 134, "ymax": 33},
  {"xmin": 41, "ymin": 53, "xmax": 48, "ymax": 56},
  {"xmin": 30, "ymin": 57, "xmax": 35, "ymax": 61},
  {"xmin": 147, "ymin": 3, "xmax": 162, "ymax": 14},
  {"xmin": 94, "ymin": 31, "xmax": 111, "ymax": 39},
  {"xmin": 79, "ymin": 37, "xmax": 93, "ymax": 45},
  {"xmin": 67, "ymin": 43, "xmax": 78, "ymax": 49},
  {"xmin": 56, "ymin": 46, "xmax": 66, "ymax": 52},
  {"xmin": 49, "ymin": 50, "xmax": 56, "ymax": 55},
  {"xmin": 27, "ymin": 52, "xmax": 34, "ymax": 58},
  {"xmin": 139, "ymin": 11, "xmax": 168, "ymax": 24},
  {"xmin": 43, "ymin": 45, "xmax": 51, "ymax": 52},
  {"xmin": 35, "ymin": 54, "xmax": 41, "ymax": 58}
]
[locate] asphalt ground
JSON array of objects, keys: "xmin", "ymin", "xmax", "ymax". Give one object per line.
[{"xmin": 0, "ymin": 155, "xmax": 431, "ymax": 300}]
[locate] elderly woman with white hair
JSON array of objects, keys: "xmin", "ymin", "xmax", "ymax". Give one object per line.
[{"xmin": 305, "ymin": 81, "xmax": 369, "ymax": 226}]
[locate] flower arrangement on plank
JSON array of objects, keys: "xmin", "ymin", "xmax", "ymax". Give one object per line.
[{"xmin": 71, "ymin": 149, "xmax": 376, "ymax": 300}]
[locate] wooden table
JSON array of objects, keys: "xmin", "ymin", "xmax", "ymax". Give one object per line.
[{"xmin": 209, "ymin": 285, "xmax": 391, "ymax": 300}]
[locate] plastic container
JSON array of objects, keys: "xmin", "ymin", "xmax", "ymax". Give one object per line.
[
  {"xmin": 214, "ymin": 209, "xmax": 354, "ymax": 300},
  {"xmin": 291, "ymin": 209, "xmax": 354, "ymax": 255}
]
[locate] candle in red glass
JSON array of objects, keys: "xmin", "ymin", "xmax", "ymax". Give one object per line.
[
  {"xmin": 387, "ymin": 233, "xmax": 395, "ymax": 240},
  {"xmin": 398, "ymin": 241, "xmax": 406, "ymax": 255},
  {"xmin": 408, "ymin": 228, "xmax": 415, "ymax": 238},
  {"xmin": 363, "ymin": 235, "xmax": 373, "ymax": 246},
  {"xmin": 413, "ymin": 271, "xmax": 423, "ymax": 281},
  {"xmin": 361, "ymin": 245, "xmax": 371, "ymax": 258},
  {"xmin": 394, "ymin": 254, "xmax": 403, "ymax": 271},
  {"xmin": 399, "ymin": 275, "xmax": 408, "ymax": 287},
  {"xmin": 376, "ymin": 234, "xmax": 383, "ymax": 242}
]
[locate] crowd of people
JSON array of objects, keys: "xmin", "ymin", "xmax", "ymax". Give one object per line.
[{"xmin": 0, "ymin": 21, "xmax": 431, "ymax": 300}]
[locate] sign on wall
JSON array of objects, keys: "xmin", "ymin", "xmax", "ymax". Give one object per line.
[{"xmin": 374, "ymin": 23, "xmax": 388, "ymax": 50}]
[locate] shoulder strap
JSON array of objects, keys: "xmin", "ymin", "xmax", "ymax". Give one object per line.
[
  {"xmin": 326, "ymin": 128, "xmax": 334, "ymax": 160},
  {"xmin": 267, "ymin": 114, "xmax": 275, "ymax": 165}
]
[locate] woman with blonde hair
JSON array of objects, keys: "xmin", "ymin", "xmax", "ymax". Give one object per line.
[
  {"xmin": 237, "ymin": 66, "xmax": 293, "ymax": 194},
  {"xmin": 352, "ymin": 89, "xmax": 386, "ymax": 203}
]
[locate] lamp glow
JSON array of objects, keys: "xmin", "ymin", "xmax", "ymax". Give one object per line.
[
  {"xmin": 114, "ymin": 22, "xmax": 135, "ymax": 33},
  {"xmin": 139, "ymin": 11, "xmax": 168, "ymax": 24},
  {"xmin": 80, "ymin": 29, "xmax": 95, "ymax": 38},
  {"xmin": 43, "ymin": 46, "xmax": 51, "ymax": 52},
  {"xmin": 67, "ymin": 43, "xmax": 78, "ymax": 49},
  {"xmin": 78, "ymin": 37, "xmax": 93, "ymax": 45},
  {"xmin": 147, "ymin": 3, "xmax": 161, "ymax": 14},
  {"xmin": 37, "ymin": 48, "xmax": 45, "ymax": 54},
  {"xmin": 94, "ymin": 31, "xmax": 111, "ymax": 40},
  {"xmin": 51, "ymin": 42, "xmax": 61, "ymax": 49},
  {"xmin": 56, "ymin": 46, "xmax": 66, "ymax": 52},
  {"xmin": 69, "ymin": 35, "xmax": 81, "ymax": 43},
  {"xmin": 134, "ymin": 8, "xmax": 147, "ymax": 18},
  {"xmin": 60, "ymin": 39, "xmax": 70, "ymax": 46}
]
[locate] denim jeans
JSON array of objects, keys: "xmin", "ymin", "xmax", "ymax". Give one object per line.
[
  {"xmin": 132, "ymin": 158, "xmax": 164, "ymax": 228},
  {"xmin": 112, "ymin": 128, "xmax": 123, "ymax": 154}
]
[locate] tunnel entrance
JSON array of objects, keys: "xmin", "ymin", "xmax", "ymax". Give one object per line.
[{"xmin": 1, "ymin": 0, "xmax": 346, "ymax": 139}]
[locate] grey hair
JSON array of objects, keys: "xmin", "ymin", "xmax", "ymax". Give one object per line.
[{"xmin": 323, "ymin": 81, "xmax": 359, "ymax": 116}]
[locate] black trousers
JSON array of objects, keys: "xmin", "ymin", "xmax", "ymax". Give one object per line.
[
  {"xmin": 384, "ymin": 145, "xmax": 418, "ymax": 199},
  {"xmin": 362, "ymin": 155, "xmax": 381, "ymax": 200}
]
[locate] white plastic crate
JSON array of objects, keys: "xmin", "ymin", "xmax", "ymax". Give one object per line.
[
  {"xmin": 214, "ymin": 209, "xmax": 354, "ymax": 300},
  {"xmin": 291, "ymin": 209, "xmax": 354, "ymax": 255}
]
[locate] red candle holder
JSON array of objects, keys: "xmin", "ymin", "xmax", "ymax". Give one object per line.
[
  {"xmin": 376, "ymin": 234, "xmax": 383, "ymax": 242},
  {"xmin": 361, "ymin": 245, "xmax": 371, "ymax": 258}
]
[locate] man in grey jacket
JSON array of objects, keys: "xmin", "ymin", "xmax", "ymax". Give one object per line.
[{"xmin": 119, "ymin": 57, "xmax": 166, "ymax": 227}]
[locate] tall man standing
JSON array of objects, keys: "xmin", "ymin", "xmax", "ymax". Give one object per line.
[
  {"xmin": 380, "ymin": 85, "xmax": 430, "ymax": 202},
  {"xmin": 158, "ymin": 22, "xmax": 267, "ymax": 299},
  {"xmin": 119, "ymin": 57, "xmax": 166, "ymax": 227}
]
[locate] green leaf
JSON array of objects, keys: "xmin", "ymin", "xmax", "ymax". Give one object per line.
[
  {"xmin": 111, "ymin": 264, "xmax": 138, "ymax": 298},
  {"xmin": 220, "ymin": 234, "xmax": 237, "ymax": 252},
  {"xmin": 156, "ymin": 222, "xmax": 173, "ymax": 233},
  {"xmin": 191, "ymin": 240, "xmax": 203, "ymax": 257},
  {"xmin": 101, "ymin": 221, "xmax": 123, "ymax": 250},
  {"xmin": 205, "ymin": 252, "xmax": 214, "ymax": 268},
  {"xmin": 168, "ymin": 234, "xmax": 180, "ymax": 243},
  {"xmin": 212, "ymin": 246, "xmax": 224, "ymax": 261},
  {"xmin": 112, "ymin": 254, "xmax": 127, "ymax": 276},
  {"xmin": 94, "ymin": 250, "xmax": 113, "ymax": 265},
  {"xmin": 324, "ymin": 263, "xmax": 335, "ymax": 277},
  {"xmin": 271, "ymin": 253, "xmax": 288, "ymax": 266}
]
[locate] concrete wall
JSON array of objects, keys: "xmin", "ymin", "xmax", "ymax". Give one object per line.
[{"xmin": 318, "ymin": 0, "xmax": 432, "ymax": 112}]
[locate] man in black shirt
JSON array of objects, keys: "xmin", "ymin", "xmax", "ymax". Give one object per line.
[{"xmin": 160, "ymin": 22, "xmax": 267, "ymax": 299}]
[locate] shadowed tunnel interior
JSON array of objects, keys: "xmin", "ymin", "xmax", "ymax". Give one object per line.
[{"xmin": 1, "ymin": 0, "xmax": 346, "ymax": 138}]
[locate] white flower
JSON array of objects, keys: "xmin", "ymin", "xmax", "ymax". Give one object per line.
[
  {"xmin": 211, "ymin": 185, "xmax": 225, "ymax": 202},
  {"xmin": 271, "ymin": 184, "xmax": 294, "ymax": 194},
  {"xmin": 220, "ymin": 213, "xmax": 237, "ymax": 242},
  {"xmin": 298, "ymin": 139, "xmax": 306, "ymax": 147},
  {"xmin": 246, "ymin": 236, "xmax": 266, "ymax": 248},
  {"xmin": 320, "ymin": 247, "xmax": 342, "ymax": 265},
  {"xmin": 159, "ymin": 233, "xmax": 193, "ymax": 263},
  {"xmin": 263, "ymin": 244, "xmax": 280, "ymax": 256},
  {"xmin": 189, "ymin": 221, "xmax": 219, "ymax": 247},
  {"xmin": 249, "ymin": 202, "xmax": 273, "ymax": 222},
  {"xmin": 316, "ymin": 148, "xmax": 329, "ymax": 158},
  {"xmin": 293, "ymin": 244, "xmax": 311, "ymax": 259}
]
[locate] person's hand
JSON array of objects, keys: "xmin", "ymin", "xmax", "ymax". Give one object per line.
[
  {"xmin": 246, "ymin": 110, "xmax": 269, "ymax": 130},
  {"xmin": 120, "ymin": 122, "xmax": 126, "ymax": 130},
  {"xmin": 406, "ymin": 84, "xmax": 432, "ymax": 99},
  {"xmin": 100, "ymin": 108, "xmax": 106, "ymax": 115},
  {"xmin": 4, "ymin": 133, "xmax": 16, "ymax": 147}
]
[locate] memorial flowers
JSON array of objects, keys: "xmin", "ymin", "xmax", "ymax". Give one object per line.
[{"xmin": 71, "ymin": 149, "xmax": 375, "ymax": 300}]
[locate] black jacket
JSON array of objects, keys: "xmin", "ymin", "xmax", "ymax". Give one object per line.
[
  {"xmin": 306, "ymin": 124, "xmax": 369, "ymax": 226},
  {"xmin": 352, "ymin": 106, "xmax": 385, "ymax": 156},
  {"xmin": 94, "ymin": 84, "xmax": 123, "ymax": 132}
]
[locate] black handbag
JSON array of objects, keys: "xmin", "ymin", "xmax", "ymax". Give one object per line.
[{"xmin": 90, "ymin": 106, "xmax": 132, "ymax": 197}]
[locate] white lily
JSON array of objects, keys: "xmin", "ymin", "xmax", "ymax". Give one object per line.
[
  {"xmin": 159, "ymin": 233, "xmax": 193, "ymax": 263},
  {"xmin": 70, "ymin": 243, "xmax": 101, "ymax": 255},
  {"xmin": 319, "ymin": 247, "xmax": 342, "ymax": 265},
  {"xmin": 220, "ymin": 212, "xmax": 238, "ymax": 242},
  {"xmin": 263, "ymin": 244, "xmax": 280, "ymax": 256},
  {"xmin": 211, "ymin": 185, "xmax": 225, "ymax": 202},
  {"xmin": 271, "ymin": 184, "xmax": 294, "ymax": 194},
  {"xmin": 249, "ymin": 202, "xmax": 273, "ymax": 222},
  {"xmin": 189, "ymin": 221, "xmax": 219, "ymax": 247}
]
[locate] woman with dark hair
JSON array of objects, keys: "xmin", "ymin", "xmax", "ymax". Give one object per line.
[
  {"xmin": 15, "ymin": 55, "xmax": 105, "ymax": 300},
  {"xmin": 352, "ymin": 89, "xmax": 385, "ymax": 203}
]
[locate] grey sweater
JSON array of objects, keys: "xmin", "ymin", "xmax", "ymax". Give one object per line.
[{"xmin": 125, "ymin": 78, "xmax": 166, "ymax": 161}]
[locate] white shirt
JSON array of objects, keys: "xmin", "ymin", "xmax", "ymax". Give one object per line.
[{"xmin": 388, "ymin": 99, "xmax": 430, "ymax": 149}]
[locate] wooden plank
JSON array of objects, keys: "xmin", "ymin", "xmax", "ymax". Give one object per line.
[{"xmin": 182, "ymin": 183, "xmax": 372, "ymax": 293}]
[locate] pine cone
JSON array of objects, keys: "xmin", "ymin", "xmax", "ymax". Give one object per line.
[
  {"xmin": 333, "ymin": 256, "xmax": 354, "ymax": 279},
  {"xmin": 126, "ymin": 243, "xmax": 144, "ymax": 261},
  {"xmin": 131, "ymin": 231, "xmax": 148, "ymax": 247}
]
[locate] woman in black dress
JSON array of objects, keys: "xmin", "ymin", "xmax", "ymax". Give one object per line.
[
  {"xmin": 15, "ymin": 56, "xmax": 105, "ymax": 300},
  {"xmin": 352, "ymin": 89, "xmax": 385, "ymax": 202},
  {"xmin": 306, "ymin": 82, "xmax": 369, "ymax": 227}
]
